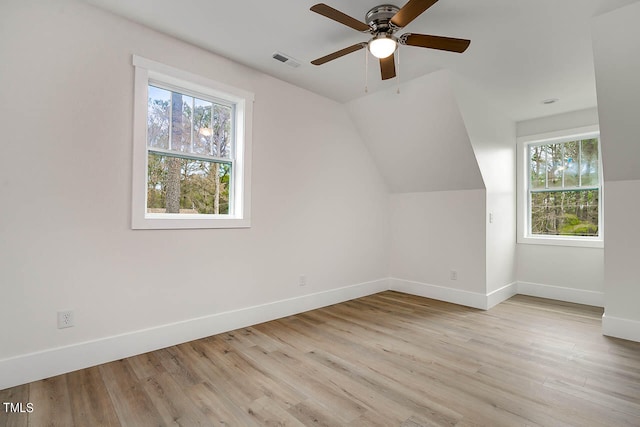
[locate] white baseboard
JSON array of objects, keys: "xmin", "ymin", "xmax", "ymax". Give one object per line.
[
  {"xmin": 602, "ymin": 314, "xmax": 640, "ymax": 343},
  {"xmin": 0, "ymin": 277, "xmax": 614, "ymax": 390},
  {"xmin": 516, "ymin": 281, "xmax": 604, "ymax": 307},
  {"xmin": 389, "ymin": 278, "xmax": 488, "ymax": 310},
  {"xmin": 0, "ymin": 278, "xmax": 389, "ymax": 390},
  {"xmin": 486, "ymin": 282, "xmax": 518, "ymax": 309},
  {"xmin": 389, "ymin": 279, "xmax": 518, "ymax": 310}
]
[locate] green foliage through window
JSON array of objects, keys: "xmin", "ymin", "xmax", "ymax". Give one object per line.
[
  {"xmin": 146, "ymin": 85, "xmax": 233, "ymax": 215},
  {"xmin": 528, "ymin": 137, "xmax": 600, "ymax": 237},
  {"xmin": 147, "ymin": 153, "xmax": 230, "ymax": 214}
]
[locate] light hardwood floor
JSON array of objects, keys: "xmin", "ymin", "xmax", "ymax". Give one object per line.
[{"xmin": 2, "ymin": 291, "xmax": 639, "ymax": 426}]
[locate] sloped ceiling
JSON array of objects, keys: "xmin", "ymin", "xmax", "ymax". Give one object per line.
[
  {"xmin": 347, "ymin": 70, "xmax": 484, "ymax": 193},
  {"xmin": 82, "ymin": 0, "xmax": 640, "ymax": 121},
  {"xmin": 73, "ymin": 0, "xmax": 639, "ymax": 192}
]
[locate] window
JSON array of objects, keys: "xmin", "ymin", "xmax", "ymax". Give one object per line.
[
  {"xmin": 517, "ymin": 126, "xmax": 603, "ymax": 247},
  {"xmin": 132, "ymin": 56, "xmax": 253, "ymax": 229}
]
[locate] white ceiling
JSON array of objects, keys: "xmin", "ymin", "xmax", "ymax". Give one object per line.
[{"xmin": 83, "ymin": 0, "xmax": 638, "ymax": 122}]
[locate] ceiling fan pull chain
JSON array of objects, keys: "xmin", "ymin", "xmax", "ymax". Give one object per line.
[
  {"xmin": 365, "ymin": 47, "xmax": 369, "ymax": 93},
  {"xmin": 396, "ymin": 47, "xmax": 401, "ymax": 94}
]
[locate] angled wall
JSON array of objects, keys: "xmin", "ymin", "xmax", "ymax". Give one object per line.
[
  {"xmin": 346, "ymin": 70, "xmax": 485, "ymax": 194},
  {"xmin": 452, "ymin": 76, "xmax": 517, "ymax": 304},
  {"xmin": 348, "ymin": 71, "xmax": 490, "ymax": 307},
  {"xmin": 592, "ymin": 1, "xmax": 640, "ymax": 342}
]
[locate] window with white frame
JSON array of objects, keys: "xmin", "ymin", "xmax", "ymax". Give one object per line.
[
  {"xmin": 131, "ymin": 56, "xmax": 253, "ymax": 229},
  {"xmin": 517, "ymin": 127, "xmax": 603, "ymax": 247}
]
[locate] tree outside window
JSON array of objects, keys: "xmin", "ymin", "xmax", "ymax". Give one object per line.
[
  {"xmin": 527, "ymin": 137, "xmax": 601, "ymax": 237},
  {"xmin": 146, "ymin": 85, "xmax": 233, "ymax": 215}
]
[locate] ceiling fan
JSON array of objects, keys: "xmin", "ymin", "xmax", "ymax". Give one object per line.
[{"xmin": 310, "ymin": 0, "xmax": 470, "ymax": 80}]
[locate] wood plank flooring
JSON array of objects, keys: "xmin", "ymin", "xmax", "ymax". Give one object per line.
[{"xmin": 2, "ymin": 292, "xmax": 640, "ymax": 426}]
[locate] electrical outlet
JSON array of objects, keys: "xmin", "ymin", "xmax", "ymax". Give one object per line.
[
  {"xmin": 299, "ymin": 275, "xmax": 307, "ymax": 287},
  {"xmin": 57, "ymin": 310, "xmax": 75, "ymax": 329},
  {"xmin": 450, "ymin": 270, "xmax": 458, "ymax": 281}
]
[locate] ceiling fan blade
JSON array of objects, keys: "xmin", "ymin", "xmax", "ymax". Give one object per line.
[
  {"xmin": 310, "ymin": 3, "xmax": 370, "ymax": 32},
  {"xmin": 380, "ymin": 55, "xmax": 396, "ymax": 80},
  {"xmin": 311, "ymin": 43, "xmax": 366, "ymax": 65},
  {"xmin": 391, "ymin": 0, "xmax": 439, "ymax": 28},
  {"xmin": 400, "ymin": 33, "xmax": 470, "ymax": 53}
]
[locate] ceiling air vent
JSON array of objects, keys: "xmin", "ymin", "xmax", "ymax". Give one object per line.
[{"xmin": 272, "ymin": 52, "xmax": 301, "ymax": 68}]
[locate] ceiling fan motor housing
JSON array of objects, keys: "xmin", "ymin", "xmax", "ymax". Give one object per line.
[{"xmin": 366, "ymin": 4, "xmax": 401, "ymax": 33}]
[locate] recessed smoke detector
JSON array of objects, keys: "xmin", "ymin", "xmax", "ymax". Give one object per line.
[
  {"xmin": 542, "ymin": 98, "xmax": 559, "ymax": 105},
  {"xmin": 272, "ymin": 51, "xmax": 301, "ymax": 68}
]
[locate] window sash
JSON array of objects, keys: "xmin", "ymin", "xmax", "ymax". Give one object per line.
[
  {"xmin": 527, "ymin": 137, "xmax": 599, "ymax": 192},
  {"xmin": 525, "ymin": 136, "xmax": 601, "ymax": 240},
  {"xmin": 146, "ymin": 152, "xmax": 233, "ymax": 216},
  {"xmin": 147, "ymin": 83, "xmax": 236, "ymax": 161},
  {"xmin": 528, "ymin": 189, "xmax": 600, "ymax": 237},
  {"xmin": 145, "ymin": 150, "xmax": 235, "ymax": 217}
]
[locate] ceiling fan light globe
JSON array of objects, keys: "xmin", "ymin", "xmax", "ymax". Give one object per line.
[{"xmin": 369, "ymin": 37, "xmax": 397, "ymax": 59}]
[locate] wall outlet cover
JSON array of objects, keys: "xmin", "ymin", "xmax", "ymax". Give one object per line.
[{"xmin": 57, "ymin": 310, "xmax": 75, "ymax": 329}]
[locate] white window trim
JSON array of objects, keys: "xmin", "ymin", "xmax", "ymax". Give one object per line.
[
  {"xmin": 517, "ymin": 125, "xmax": 604, "ymax": 248},
  {"xmin": 131, "ymin": 55, "xmax": 254, "ymax": 229}
]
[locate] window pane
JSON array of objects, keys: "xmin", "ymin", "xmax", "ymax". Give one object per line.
[
  {"xmin": 529, "ymin": 145, "xmax": 546, "ymax": 189},
  {"xmin": 148, "ymin": 85, "xmax": 233, "ymax": 159},
  {"xmin": 170, "ymin": 93, "xmax": 193, "ymax": 153},
  {"xmin": 563, "ymin": 141, "xmax": 579, "ymax": 187},
  {"xmin": 212, "ymin": 104, "xmax": 232, "ymax": 159},
  {"xmin": 193, "ymin": 99, "xmax": 212, "ymax": 155},
  {"xmin": 581, "ymin": 138, "xmax": 599, "ymax": 186},
  {"xmin": 547, "ymin": 143, "xmax": 563, "ymax": 189},
  {"xmin": 147, "ymin": 153, "xmax": 231, "ymax": 215},
  {"xmin": 147, "ymin": 86, "xmax": 170, "ymax": 149},
  {"xmin": 530, "ymin": 190, "xmax": 599, "ymax": 236}
]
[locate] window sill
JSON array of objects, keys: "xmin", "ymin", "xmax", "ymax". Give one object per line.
[
  {"xmin": 132, "ymin": 214, "xmax": 250, "ymax": 230},
  {"xmin": 517, "ymin": 235, "xmax": 603, "ymax": 249}
]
